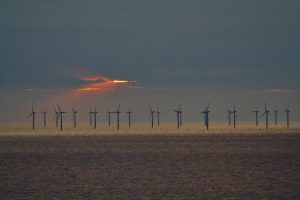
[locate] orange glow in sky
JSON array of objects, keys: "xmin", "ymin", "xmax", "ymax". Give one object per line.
[{"xmin": 77, "ymin": 75, "xmax": 137, "ymax": 93}]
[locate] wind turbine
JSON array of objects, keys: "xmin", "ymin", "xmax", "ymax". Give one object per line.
[
  {"xmin": 227, "ymin": 108, "xmax": 232, "ymax": 126},
  {"xmin": 72, "ymin": 107, "xmax": 77, "ymax": 128},
  {"xmin": 106, "ymin": 107, "xmax": 112, "ymax": 127},
  {"xmin": 173, "ymin": 105, "xmax": 182, "ymax": 129},
  {"xmin": 53, "ymin": 106, "xmax": 60, "ymax": 128},
  {"xmin": 261, "ymin": 103, "xmax": 270, "ymax": 129},
  {"xmin": 57, "ymin": 104, "xmax": 66, "ymax": 131},
  {"xmin": 91, "ymin": 104, "xmax": 98, "ymax": 129},
  {"xmin": 113, "ymin": 104, "xmax": 121, "ymax": 130},
  {"xmin": 273, "ymin": 109, "xmax": 278, "ymax": 125},
  {"xmin": 201, "ymin": 103, "xmax": 210, "ymax": 130},
  {"xmin": 232, "ymin": 104, "xmax": 237, "ymax": 128},
  {"xmin": 253, "ymin": 107, "xmax": 259, "ymax": 127},
  {"xmin": 126, "ymin": 105, "xmax": 132, "ymax": 128},
  {"xmin": 28, "ymin": 104, "xmax": 37, "ymax": 130},
  {"xmin": 88, "ymin": 106, "xmax": 93, "ymax": 127},
  {"xmin": 156, "ymin": 105, "xmax": 161, "ymax": 127},
  {"xmin": 41, "ymin": 110, "xmax": 47, "ymax": 128},
  {"xmin": 283, "ymin": 105, "xmax": 290, "ymax": 127},
  {"xmin": 149, "ymin": 105, "xmax": 156, "ymax": 128}
]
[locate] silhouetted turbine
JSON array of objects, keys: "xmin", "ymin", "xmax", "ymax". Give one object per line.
[
  {"xmin": 227, "ymin": 108, "xmax": 233, "ymax": 126},
  {"xmin": 126, "ymin": 105, "xmax": 132, "ymax": 128},
  {"xmin": 106, "ymin": 107, "xmax": 112, "ymax": 127},
  {"xmin": 201, "ymin": 103, "xmax": 210, "ymax": 130},
  {"xmin": 232, "ymin": 104, "xmax": 237, "ymax": 128},
  {"xmin": 72, "ymin": 107, "xmax": 77, "ymax": 128},
  {"xmin": 57, "ymin": 104, "xmax": 66, "ymax": 131},
  {"xmin": 273, "ymin": 109, "xmax": 278, "ymax": 125},
  {"xmin": 28, "ymin": 104, "xmax": 37, "ymax": 130},
  {"xmin": 283, "ymin": 105, "xmax": 290, "ymax": 127},
  {"xmin": 261, "ymin": 103, "xmax": 270, "ymax": 129},
  {"xmin": 112, "ymin": 104, "xmax": 121, "ymax": 130},
  {"xmin": 173, "ymin": 105, "xmax": 182, "ymax": 129},
  {"xmin": 91, "ymin": 104, "xmax": 98, "ymax": 129},
  {"xmin": 149, "ymin": 105, "xmax": 156, "ymax": 128},
  {"xmin": 252, "ymin": 107, "xmax": 259, "ymax": 127},
  {"xmin": 53, "ymin": 106, "xmax": 60, "ymax": 128},
  {"xmin": 156, "ymin": 105, "xmax": 161, "ymax": 127}
]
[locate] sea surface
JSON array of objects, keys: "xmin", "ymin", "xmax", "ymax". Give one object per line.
[{"xmin": 0, "ymin": 124, "xmax": 299, "ymax": 199}]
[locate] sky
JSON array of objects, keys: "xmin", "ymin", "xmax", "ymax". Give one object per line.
[{"xmin": 0, "ymin": 0, "xmax": 299, "ymax": 124}]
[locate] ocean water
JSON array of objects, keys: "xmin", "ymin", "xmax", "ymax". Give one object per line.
[{"xmin": 0, "ymin": 123, "xmax": 299, "ymax": 199}]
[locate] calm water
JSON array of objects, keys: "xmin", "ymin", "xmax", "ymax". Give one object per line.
[{"xmin": 0, "ymin": 133, "xmax": 300, "ymax": 199}]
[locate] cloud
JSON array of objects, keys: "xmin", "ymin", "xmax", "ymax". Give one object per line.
[{"xmin": 266, "ymin": 89, "xmax": 295, "ymax": 94}]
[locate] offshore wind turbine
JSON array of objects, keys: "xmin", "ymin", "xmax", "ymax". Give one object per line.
[
  {"xmin": 283, "ymin": 105, "xmax": 290, "ymax": 127},
  {"xmin": 53, "ymin": 106, "xmax": 60, "ymax": 128},
  {"xmin": 261, "ymin": 103, "xmax": 270, "ymax": 129},
  {"xmin": 173, "ymin": 105, "xmax": 182, "ymax": 129},
  {"xmin": 57, "ymin": 104, "xmax": 66, "ymax": 131},
  {"xmin": 126, "ymin": 105, "xmax": 132, "ymax": 128},
  {"xmin": 273, "ymin": 109, "xmax": 278, "ymax": 125},
  {"xmin": 106, "ymin": 107, "xmax": 112, "ymax": 127},
  {"xmin": 113, "ymin": 104, "xmax": 121, "ymax": 130},
  {"xmin": 28, "ymin": 104, "xmax": 37, "ymax": 130},
  {"xmin": 149, "ymin": 105, "xmax": 156, "ymax": 128},
  {"xmin": 227, "ymin": 108, "xmax": 232, "ymax": 126},
  {"xmin": 41, "ymin": 110, "xmax": 47, "ymax": 128},
  {"xmin": 72, "ymin": 107, "xmax": 77, "ymax": 128},
  {"xmin": 201, "ymin": 104, "xmax": 210, "ymax": 130},
  {"xmin": 253, "ymin": 107, "xmax": 259, "ymax": 127},
  {"xmin": 156, "ymin": 105, "xmax": 161, "ymax": 127},
  {"xmin": 232, "ymin": 104, "xmax": 237, "ymax": 128},
  {"xmin": 88, "ymin": 106, "xmax": 93, "ymax": 127},
  {"xmin": 91, "ymin": 104, "xmax": 98, "ymax": 129}
]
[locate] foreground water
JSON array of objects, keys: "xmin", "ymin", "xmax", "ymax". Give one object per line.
[{"xmin": 0, "ymin": 125, "xmax": 299, "ymax": 199}]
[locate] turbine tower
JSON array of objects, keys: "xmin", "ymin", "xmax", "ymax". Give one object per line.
[
  {"xmin": 261, "ymin": 103, "xmax": 270, "ymax": 129},
  {"xmin": 53, "ymin": 106, "xmax": 60, "ymax": 128},
  {"xmin": 113, "ymin": 104, "xmax": 121, "ymax": 130},
  {"xmin": 227, "ymin": 108, "xmax": 232, "ymax": 126},
  {"xmin": 283, "ymin": 105, "xmax": 290, "ymax": 127},
  {"xmin": 201, "ymin": 104, "xmax": 210, "ymax": 130},
  {"xmin": 253, "ymin": 107, "xmax": 259, "ymax": 127},
  {"xmin": 232, "ymin": 104, "xmax": 237, "ymax": 128},
  {"xmin": 273, "ymin": 109, "xmax": 278, "ymax": 125},
  {"xmin": 107, "ymin": 107, "xmax": 112, "ymax": 127},
  {"xmin": 126, "ymin": 105, "xmax": 132, "ymax": 128},
  {"xmin": 41, "ymin": 110, "xmax": 47, "ymax": 128},
  {"xmin": 91, "ymin": 104, "xmax": 98, "ymax": 129},
  {"xmin": 88, "ymin": 106, "xmax": 93, "ymax": 127},
  {"xmin": 72, "ymin": 107, "xmax": 77, "ymax": 128},
  {"xmin": 57, "ymin": 104, "xmax": 66, "ymax": 131},
  {"xmin": 28, "ymin": 104, "xmax": 37, "ymax": 130},
  {"xmin": 149, "ymin": 105, "xmax": 156, "ymax": 128},
  {"xmin": 156, "ymin": 105, "xmax": 161, "ymax": 127},
  {"xmin": 173, "ymin": 105, "xmax": 182, "ymax": 129}
]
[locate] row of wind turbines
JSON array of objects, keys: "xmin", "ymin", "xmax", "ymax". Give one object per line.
[{"xmin": 28, "ymin": 103, "xmax": 291, "ymax": 131}]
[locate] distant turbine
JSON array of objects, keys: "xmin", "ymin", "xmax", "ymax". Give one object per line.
[
  {"xmin": 57, "ymin": 104, "xmax": 66, "ymax": 131},
  {"xmin": 106, "ymin": 107, "xmax": 112, "ymax": 127},
  {"xmin": 88, "ymin": 106, "xmax": 93, "ymax": 127},
  {"xmin": 252, "ymin": 107, "xmax": 259, "ymax": 127},
  {"xmin": 156, "ymin": 105, "xmax": 161, "ymax": 127},
  {"xmin": 53, "ymin": 106, "xmax": 60, "ymax": 128},
  {"xmin": 28, "ymin": 104, "xmax": 37, "ymax": 130},
  {"xmin": 72, "ymin": 107, "xmax": 77, "ymax": 128},
  {"xmin": 261, "ymin": 103, "xmax": 270, "ymax": 129},
  {"xmin": 41, "ymin": 110, "xmax": 47, "ymax": 128},
  {"xmin": 113, "ymin": 104, "xmax": 121, "ymax": 130},
  {"xmin": 173, "ymin": 105, "xmax": 182, "ymax": 129},
  {"xmin": 227, "ymin": 108, "xmax": 232, "ymax": 126},
  {"xmin": 232, "ymin": 104, "xmax": 237, "ymax": 128},
  {"xmin": 149, "ymin": 105, "xmax": 156, "ymax": 128},
  {"xmin": 126, "ymin": 105, "xmax": 132, "ymax": 128},
  {"xmin": 273, "ymin": 109, "xmax": 278, "ymax": 125},
  {"xmin": 283, "ymin": 105, "xmax": 290, "ymax": 127},
  {"xmin": 91, "ymin": 104, "xmax": 98, "ymax": 129},
  {"xmin": 201, "ymin": 103, "xmax": 210, "ymax": 130}
]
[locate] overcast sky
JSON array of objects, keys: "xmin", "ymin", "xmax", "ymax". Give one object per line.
[{"xmin": 0, "ymin": 1, "xmax": 299, "ymax": 124}]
